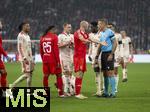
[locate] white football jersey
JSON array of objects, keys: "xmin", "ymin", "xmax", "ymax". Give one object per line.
[
  {"xmin": 115, "ymin": 33, "xmax": 122, "ymax": 59},
  {"xmin": 121, "ymin": 37, "xmax": 131, "ymax": 57},
  {"xmin": 17, "ymin": 32, "xmax": 33, "ymax": 61},
  {"xmin": 89, "ymin": 32, "xmax": 101, "ymax": 63},
  {"xmin": 58, "ymin": 33, "xmax": 74, "ymax": 59},
  {"xmin": 69, "ymin": 34, "xmax": 74, "ymax": 63}
]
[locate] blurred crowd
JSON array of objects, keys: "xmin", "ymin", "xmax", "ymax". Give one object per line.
[{"xmin": 0, "ymin": 0, "xmax": 149, "ymax": 53}]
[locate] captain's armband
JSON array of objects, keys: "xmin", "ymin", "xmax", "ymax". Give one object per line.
[{"xmin": 118, "ymin": 41, "xmax": 122, "ymax": 44}]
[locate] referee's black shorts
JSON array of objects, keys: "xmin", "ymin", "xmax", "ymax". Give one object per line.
[{"xmin": 101, "ymin": 51, "xmax": 114, "ymax": 71}]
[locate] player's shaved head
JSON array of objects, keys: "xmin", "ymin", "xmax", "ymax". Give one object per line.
[
  {"xmin": 80, "ymin": 21, "xmax": 88, "ymax": 28},
  {"xmin": 80, "ymin": 21, "xmax": 89, "ymax": 32}
]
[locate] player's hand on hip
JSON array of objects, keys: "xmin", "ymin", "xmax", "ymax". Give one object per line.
[{"xmin": 107, "ymin": 54, "xmax": 113, "ymax": 61}]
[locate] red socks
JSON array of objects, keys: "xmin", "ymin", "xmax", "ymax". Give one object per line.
[
  {"xmin": 56, "ymin": 76, "xmax": 63, "ymax": 96},
  {"xmin": 43, "ymin": 74, "xmax": 63, "ymax": 96},
  {"xmin": 0, "ymin": 73, "xmax": 7, "ymax": 91},
  {"xmin": 43, "ymin": 75, "xmax": 49, "ymax": 87},
  {"xmin": 75, "ymin": 77, "xmax": 83, "ymax": 95}
]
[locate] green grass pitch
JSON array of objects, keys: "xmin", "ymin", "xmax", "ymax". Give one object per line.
[{"xmin": 5, "ymin": 62, "xmax": 150, "ymax": 112}]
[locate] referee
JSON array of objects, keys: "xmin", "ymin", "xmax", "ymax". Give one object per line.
[{"xmin": 95, "ymin": 19, "xmax": 117, "ymax": 98}]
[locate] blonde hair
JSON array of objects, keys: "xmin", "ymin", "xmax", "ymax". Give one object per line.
[{"xmin": 80, "ymin": 21, "xmax": 88, "ymax": 29}]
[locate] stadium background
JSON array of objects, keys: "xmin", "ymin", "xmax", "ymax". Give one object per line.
[{"xmin": 0, "ymin": 0, "xmax": 150, "ymax": 55}]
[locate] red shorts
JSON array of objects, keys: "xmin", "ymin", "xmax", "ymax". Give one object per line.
[
  {"xmin": 0, "ymin": 60, "xmax": 5, "ymax": 69},
  {"xmin": 43, "ymin": 63, "xmax": 62, "ymax": 75},
  {"xmin": 74, "ymin": 56, "xmax": 86, "ymax": 73}
]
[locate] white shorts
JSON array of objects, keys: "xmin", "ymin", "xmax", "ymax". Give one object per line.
[
  {"xmin": 21, "ymin": 61, "xmax": 34, "ymax": 73},
  {"xmin": 61, "ymin": 58, "xmax": 73, "ymax": 72},
  {"xmin": 114, "ymin": 61, "xmax": 120, "ymax": 67},
  {"xmin": 114, "ymin": 55, "xmax": 121, "ymax": 67},
  {"xmin": 122, "ymin": 56, "xmax": 129, "ymax": 63}
]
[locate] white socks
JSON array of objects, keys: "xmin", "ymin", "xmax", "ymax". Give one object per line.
[
  {"xmin": 62, "ymin": 75, "xmax": 69, "ymax": 93},
  {"xmin": 69, "ymin": 75, "xmax": 75, "ymax": 95},
  {"xmin": 95, "ymin": 73, "xmax": 103, "ymax": 94},
  {"xmin": 115, "ymin": 75, "xmax": 119, "ymax": 92},
  {"xmin": 62, "ymin": 75, "xmax": 75, "ymax": 95},
  {"xmin": 123, "ymin": 68, "xmax": 127, "ymax": 79},
  {"xmin": 95, "ymin": 73, "xmax": 100, "ymax": 93},
  {"xmin": 11, "ymin": 74, "xmax": 28, "ymax": 88},
  {"xmin": 27, "ymin": 75, "xmax": 32, "ymax": 87},
  {"xmin": 100, "ymin": 73, "xmax": 104, "ymax": 90}
]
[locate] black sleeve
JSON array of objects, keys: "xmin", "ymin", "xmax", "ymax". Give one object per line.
[
  {"xmin": 129, "ymin": 42, "xmax": 132, "ymax": 45},
  {"xmin": 109, "ymin": 34, "xmax": 114, "ymax": 39},
  {"xmin": 118, "ymin": 40, "xmax": 122, "ymax": 44}
]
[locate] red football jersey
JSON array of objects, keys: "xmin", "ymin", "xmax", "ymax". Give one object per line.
[
  {"xmin": 0, "ymin": 34, "xmax": 7, "ymax": 59},
  {"xmin": 74, "ymin": 29, "xmax": 89, "ymax": 57},
  {"xmin": 40, "ymin": 32, "xmax": 60, "ymax": 64}
]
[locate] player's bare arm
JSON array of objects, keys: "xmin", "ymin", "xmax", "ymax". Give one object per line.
[
  {"xmin": 94, "ymin": 43, "xmax": 102, "ymax": 64},
  {"xmin": 88, "ymin": 34, "xmax": 107, "ymax": 46},
  {"xmin": 88, "ymin": 42, "xmax": 92, "ymax": 61},
  {"xmin": 78, "ymin": 32, "xmax": 90, "ymax": 43},
  {"xmin": 88, "ymin": 42, "xmax": 92, "ymax": 56},
  {"xmin": 0, "ymin": 45, "xmax": 12, "ymax": 62},
  {"xmin": 129, "ymin": 41, "xmax": 134, "ymax": 58},
  {"xmin": 107, "ymin": 38, "xmax": 117, "ymax": 61},
  {"xmin": 58, "ymin": 41, "xmax": 71, "ymax": 48},
  {"xmin": 88, "ymin": 37, "xmax": 107, "ymax": 46}
]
